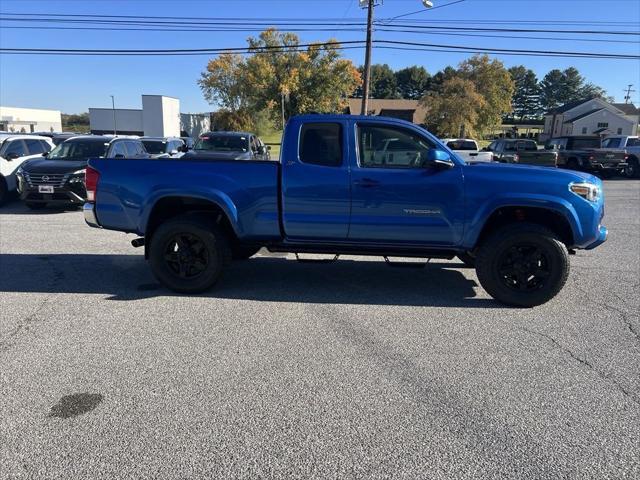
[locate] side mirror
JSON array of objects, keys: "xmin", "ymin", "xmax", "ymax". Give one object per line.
[
  {"xmin": 180, "ymin": 145, "xmax": 189, "ymax": 152},
  {"xmin": 42, "ymin": 151, "xmax": 49, "ymax": 157},
  {"xmin": 6, "ymin": 152, "xmax": 20, "ymax": 161},
  {"xmin": 426, "ymin": 149, "xmax": 454, "ymax": 169},
  {"xmin": 114, "ymin": 153, "xmax": 125, "ymax": 159},
  {"xmin": 257, "ymin": 145, "xmax": 266, "ymax": 155},
  {"xmin": 266, "ymin": 145, "xmax": 272, "ymax": 151}
]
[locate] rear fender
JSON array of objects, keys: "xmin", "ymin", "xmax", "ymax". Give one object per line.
[{"xmin": 139, "ymin": 188, "xmax": 240, "ymax": 237}]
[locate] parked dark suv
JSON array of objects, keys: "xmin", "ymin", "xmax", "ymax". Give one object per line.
[{"xmin": 16, "ymin": 135, "xmax": 149, "ymax": 209}]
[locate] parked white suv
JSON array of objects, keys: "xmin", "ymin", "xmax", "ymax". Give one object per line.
[{"xmin": 0, "ymin": 134, "xmax": 55, "ymax": 205}]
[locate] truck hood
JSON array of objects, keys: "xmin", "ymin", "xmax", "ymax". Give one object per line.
[
  {"xmin": 21, "ymin": 158, "xmax": 88, "ymax": 174},
  {"xmin": 183, "ymin": 150, "xmax": 252, "ymax": 161},
  {"xmin": 464, "ymin": 161, "xmax": 598, "ymax": 184}
]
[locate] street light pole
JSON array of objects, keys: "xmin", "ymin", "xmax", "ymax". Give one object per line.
[
  {"xmin": 110, "ymin": 95, "xmax": 117, "ymax": 135},
  {"xmin": 360, "ymin": 0, "xmax": 375, "ymax": 116}
]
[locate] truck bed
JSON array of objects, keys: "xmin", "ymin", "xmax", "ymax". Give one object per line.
[{"xmin": 90, "ymin": 157, "xmax": 281, "ymax": 239}]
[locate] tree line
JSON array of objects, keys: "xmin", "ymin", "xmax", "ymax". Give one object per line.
[{"xmin": 199, "ymin": 29, "xmax": 610, "ymax": 137}]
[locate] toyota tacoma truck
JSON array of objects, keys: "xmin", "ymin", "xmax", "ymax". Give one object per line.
[
  {"xmin": 544, "ymin": 135, "xmax": 627, "ymax": 177},
  {"xmin": 83, "ymin": 115, "xmax": 608, "ymax": 307}
]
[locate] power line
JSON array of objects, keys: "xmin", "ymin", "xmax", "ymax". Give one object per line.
[
  {"xmin": 2, "ymin": 24, "xmax": 638, "ymax": 45},
  {"xmin": 1, "ymin": 39, "xmax": 637, "ymax": 59},
  {"xmin": 1, "ymin": 16, "xmax": 639, "ymax": 35}
]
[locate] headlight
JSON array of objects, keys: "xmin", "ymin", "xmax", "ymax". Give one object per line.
[
  {"xmin": 69, "ymin": 169, "xmax": 86, "ymax": 183},
  {"xmin": 569, "ymin": 182, "xmax": 600, "ymax": 202}
]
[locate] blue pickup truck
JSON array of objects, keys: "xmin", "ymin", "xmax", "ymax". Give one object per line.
[{"xmin": 84, "ymin": 115, "xmax": 607, "ymax": 307}]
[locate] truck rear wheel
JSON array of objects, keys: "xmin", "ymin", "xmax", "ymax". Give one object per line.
[
  {"xmin": 475, "ymin": 223, "xmax": 569, "ymax": 307},
  {"xmin": 149, "ymin": 214, "xmax": 231, "ymax": 293}
]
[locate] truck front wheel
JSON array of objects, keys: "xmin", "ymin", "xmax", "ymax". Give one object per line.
[
  {"xmin": 475, "ymin": 223, "xmax": 569, "ymax": 307},
  {"xmin": 149, "ymin": 214, "xmax": 231, "ymax": 293}
]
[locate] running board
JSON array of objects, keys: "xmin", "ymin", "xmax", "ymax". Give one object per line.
[
  {"xmin": 383, "ymin": 256, "xmax": 429, "ymax": 269},
  {"xmin": 294, "ymin": 253, "xmax": 340, "ymax": 264}
]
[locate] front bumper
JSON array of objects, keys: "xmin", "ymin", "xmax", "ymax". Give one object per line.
[
  {"xmin": 17, "ymin": 173, "xmax": 86, "ymax": 205},
  {"xmin": 83, "ymin": 203, "xmax": 100, "ymax": 228},
  {"xmin": 585, "ymin": 225, "xmax": 608, "ymax": 250}
]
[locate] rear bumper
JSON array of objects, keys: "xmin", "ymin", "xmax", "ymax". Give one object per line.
[
  {"xmin": 587, "ymin": 162, "xmax": 627, "ymax": 172},
  {"xmin": 585, "ymin": 225, "xmax": 608, "ymax": 250},
  {"xmin": 83, "ymin": 203, "xmax": 100, "ymax": 228}
]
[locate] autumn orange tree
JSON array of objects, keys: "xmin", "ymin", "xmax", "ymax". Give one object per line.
[{"xmin": 199, "ymin": 29, "xmax": 361, "ymax": 131}]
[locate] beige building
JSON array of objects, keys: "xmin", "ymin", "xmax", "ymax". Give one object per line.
[
  {"xmin": 0, "ymin": 106, "xmax": 62, "ymax": 133},
  {"xmin": 542, "ymin": 98, "xmax": 639, "ymax": 141}
]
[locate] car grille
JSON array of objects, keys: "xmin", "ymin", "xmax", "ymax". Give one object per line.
[{"xmin": 24, "ymin": 173, "xmax": 68, "ymax": 188}]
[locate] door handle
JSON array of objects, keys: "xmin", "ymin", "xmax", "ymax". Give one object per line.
[{"xmin": 355, "ymin": 178, "xmax": 380, "ymax": 188}]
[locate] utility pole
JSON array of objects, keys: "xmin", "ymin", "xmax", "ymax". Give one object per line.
[
  {"xmin": 623, "ymin": 84, "xmax": 635, "ymax": 104},
  {"xmin": 110, "ymin": 95, "xmax": 117, "ymax": 135},
  {"xmin": 359, "ymin": 1, "xmax": 433, "ymax": 116},
  {"xmin": 360, "ymin": 0, "xmax": 375, "ymax": 115}
]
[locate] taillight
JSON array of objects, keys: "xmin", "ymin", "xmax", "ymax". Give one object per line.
[
  {"xmin": 588, "ymin": 155, "xmax": 595, "ymax": 161},
  {"xmin": 514, "ymin": 153, "xmax": 520, "ymax": 163},
  {"xmin": 85, "ymin": 166, "xmax": 100, "ymax": 202}
]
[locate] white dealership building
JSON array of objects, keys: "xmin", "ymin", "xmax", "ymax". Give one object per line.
[
  {"xmin": 0, "ymin": 106, "xmax": 63, "ymax": 133},
  {"xmin": 89, "ymin": 94, "xmax": 210, "ymax": 138}
]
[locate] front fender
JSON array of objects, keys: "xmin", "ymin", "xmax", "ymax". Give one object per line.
[{"xmin": 462, "ymin": 193, "xmax": 582, "ymax": 249}]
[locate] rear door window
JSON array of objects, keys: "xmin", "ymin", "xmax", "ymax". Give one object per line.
[
  {"xmin": 299, "ymin": 123, "xmax": 343, "ymax": 167},
  {"xmin": 25, "ymin": 138, "xmax": 47, "ymax": 154}
]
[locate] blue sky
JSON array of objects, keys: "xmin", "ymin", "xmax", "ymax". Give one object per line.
[{"xmin": 1, "ymin": 0, "xmax": 639, "ymax": 114}]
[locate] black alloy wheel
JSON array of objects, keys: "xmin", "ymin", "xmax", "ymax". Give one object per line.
[
  {"xmin": 496, "ymin": 243, "xmax": 550, "ymax": 293},
  {"xmin": 149, "ymin": 214, "xmax": 231, "ymax": 293},
  {"xmin": 163, "ymin": 233, "xmax": 210, "ymax": 279}
]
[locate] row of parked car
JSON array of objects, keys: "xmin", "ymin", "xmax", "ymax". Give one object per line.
[
  {"xmin": 444, "ymin": 134, "xmax": 639, "ymax": 178},
  {"xmin": 0, "ymin": 131, "xmax": 272, "ymax": 208}
]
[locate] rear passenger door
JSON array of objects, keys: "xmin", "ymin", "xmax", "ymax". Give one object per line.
[{"xmin": 281, "ymin": 121, "xmax": 350, "ymax": 240}]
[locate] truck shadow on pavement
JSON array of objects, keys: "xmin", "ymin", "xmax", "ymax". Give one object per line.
[{"xmin": 0, "ymin": 253, "xmax": 500, "ymax": 308}]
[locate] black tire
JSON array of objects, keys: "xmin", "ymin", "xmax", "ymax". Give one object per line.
[
  {"xmin": 566, "ymin": 158, "xmax": 580, "ymax": 171},
  {"xmin": 457, "ymin": 252, "xmax": 476, "ymax": 268},
  {"xmin": 0, "ymin": 177, "xmax": 7, "ymax": 206},
  {"xmin": 148, "ymin": 214, "xmax": 231, "ymax": 293},
  {"xmin": 475, "ymin": 223, "xmax": 570, "ymax": 307},
  {"xmin": 625, "ymin": 156, "xmax": 640, "ymax": 179},
  {"xmin": 26, "ymin": 202, "xmax": 46, "ymax": 210},
  {"xmin": 231, "ymin": 245, "xmax": 262, "ymax": 260}
]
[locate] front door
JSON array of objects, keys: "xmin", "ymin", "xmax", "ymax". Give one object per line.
[
  {"xmin": 348, "ymin": 123, "xmax": 464, "ymax": 246},
  {"xmin": 281, "ymin": 121, "xmax": 351, "ymax": 240}
]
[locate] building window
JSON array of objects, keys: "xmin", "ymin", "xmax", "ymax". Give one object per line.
[
  {"xmin": 582, "ymin": 127, "xmax": 587, "ymax": 134},
  {"xmin": 597, "ymin": 122, "xmax": 609, "ymax": 128},
  {"xmin": 617, "ymin": 128, "xmax": 623, "ymax": 134}
]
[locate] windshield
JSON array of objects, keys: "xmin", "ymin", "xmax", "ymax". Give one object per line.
[
  {"xmin": 47, "ymin": 140, "xmax": 109, "ymax": 160},
  {"xmin": 195, "ymin": 135, "xmax": 248, "ymax": 152},
  {"xmin": 573, "ymin": 138, "xmax": 601, "ymax": 149},
  {"xmin": 446, "ymin": 140, "xmax": 477, "ymax": 151},
  {"xmin": 142, "ymin": 140, "xmax": 167, "ymax": 154}
]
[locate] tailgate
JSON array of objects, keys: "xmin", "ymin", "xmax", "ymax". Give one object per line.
[{"xmin": 592, "ymin": 150, "xmax": 626, "ymax": 166}]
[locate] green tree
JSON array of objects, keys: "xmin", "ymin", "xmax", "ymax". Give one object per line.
[
  {"xmin": 508, "ymin": 66, "xmax": 542, "ymax": 120},
  {"xmin": 459, "ymin": 54, "xmax": 515, "ymax": 134},
  {"xmin": 420, "ymin": 77, "xmax": 486, "ymax": 138},
  {"xmin": 427, "ymin": 66, "xmax": 458, "ymax": 94},
  {"xmin": 539, "ymin": 67, "xmax": 608, "ymax": 111},
  {"xmin": 354, "ymin": 64, "xmax": 398, "ymax": 99},
  {"xmin": 395, "ymin": 66, "xmax": 430, "ymax": 100},
  {"xmin": 61, "ymin": 112, "xmax": 90, "ymax": 132}
]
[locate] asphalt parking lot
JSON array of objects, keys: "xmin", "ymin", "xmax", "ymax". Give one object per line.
[{"xmin": 1, "ymin": 180, "xmax": 639, "ymax": 479}]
